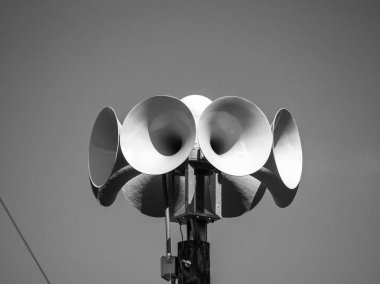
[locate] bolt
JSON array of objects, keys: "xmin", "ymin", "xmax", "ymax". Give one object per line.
[{"xmin": 181, "ymin": 259, "xmax": 191, "ymax": 268}]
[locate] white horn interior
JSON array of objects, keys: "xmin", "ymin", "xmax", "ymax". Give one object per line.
[
  {"xmin": 88, "ymin": 107, "xmax": 121, "ymax": 187},
  {"xmin": 120, "ymin": 96, "xmax": 196, "ymax": 175},
  {"xmin": 198, "ymin": 96, "xmax": 273, "ymax": 176},
  {"xmin": 272, "ymin": 108, "xmax": 303, "ymax": 189}
]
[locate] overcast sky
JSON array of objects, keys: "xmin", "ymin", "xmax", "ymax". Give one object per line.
[{"xmin": 1, "ymin": 0, "xmax": 380, "ymax": 283}]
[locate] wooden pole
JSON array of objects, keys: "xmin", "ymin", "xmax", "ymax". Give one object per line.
[
  {"xmin": 177, "ymin": 165, "xmax": 211, "ymax": 284},
  {"xmin": 178, "ymin": 219, "xmax": 210, "ymax": 284}
]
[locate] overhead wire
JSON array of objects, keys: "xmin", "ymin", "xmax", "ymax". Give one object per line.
[{"xmin": 0, "ymin": 197, "xmax": 51, "ymax": 284}]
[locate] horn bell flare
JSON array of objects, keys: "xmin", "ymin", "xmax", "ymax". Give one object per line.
[
  {"xmin": 89, "ymin": 107, "xmax": 123, "ymax": 188},
  {"xmin": 120, "ymin": 96, "xmax": 196, "ymax": 175},
  {"xmin": 271, "ymin": 108, "xmax": 303, "ymax": 189},
  {"xmin": 198, "ymin": 96, "xmax": 273, "ymax": 176}
]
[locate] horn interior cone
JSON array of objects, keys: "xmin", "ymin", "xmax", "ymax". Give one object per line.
[
  {"xmin": 271, "ymin": 108, "xmax": 302, "ymax": 189},
  {"xmin": 88, "ymin": 107, "xmax": 139, "ymax": 206},
  {"xmin": 198, "ymin": 96, "xmax": 273, "ymax": 176},
  {"xmin": 120, "ymin": 96, "xmax": 196, "ymax": 175},
  {"xmin": 252, "ymin": 108, "xmax": 303, "ymax": 207},
  {"xmin": 89, "ymin": 107, "xmax": 124, "ymax": 188}
]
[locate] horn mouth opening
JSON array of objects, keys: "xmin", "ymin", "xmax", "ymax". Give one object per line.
[
  {"xmin": 150, "ymin": 132, "xmax": 183, "ymax": 156},
  {"xmin": 198, "ymin": 97, "xmax": 273, "ymax": 176},
  {"xmin": 272, "ymin": 108, "xmax": 303, "ymax": 189},
  {"xmin": 121, "ymin": 96, "xmax": 196, "ymax": 175},
  {"xmin": 208, "ymin": 111, "xmax": 242, "ymax": 155},
  {"xmin": 88, "ymin": 107, "xmax": 120, "ymax": 187},
  {"xmin": 148, "ymin": 111, "xmax": 187, "ymax": 156}
]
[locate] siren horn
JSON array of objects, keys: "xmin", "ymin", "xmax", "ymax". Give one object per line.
[
  {"xmin": 181, "ymin": 95, "xmax": 266, "ymax": 217},
  {"xmin": 197, "ymin": 96, "xmax": 273, "ymax": 176},
  {"xmin": 122, "ymin": 173, "xmax": 185, "ymax": 217},
  {"xmin": 181, "ymin": 94, "xmax": 212, "ymax": 147},
  {"xmin": 251, "ymin": 108, "xmax": 303, "ymax": 207},
  {"xmin": 120, "ymin": 96, "xmax": 196, "ymax": 175},
  {"xmin": 219, "ymin": 174, "xmax": 266, "ymax": 217},
  {"xmin": 88, "ymin": 107, "xmax": 140, "ymax": 206}
]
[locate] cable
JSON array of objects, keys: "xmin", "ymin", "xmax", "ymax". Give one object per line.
[
  {"xmin": 189, "ymin": 219, "xmax": 196, "ymax": 240},
  {"xmin": 161, "ymin": 175, "xmax": 176, "ymax": 283},
  {"xmin": 161, "ymin": 174, "xmax": 171, "ymax": 255},
  {"xmin": 179, "ymin": 223, "xmax": 184, "ymax": 243},
  {"xmin": 0, "ymin": 197, "xmax": 51, "ymax": 284}
]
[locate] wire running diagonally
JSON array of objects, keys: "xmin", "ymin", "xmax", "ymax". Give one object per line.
[{"xmin": 0, "ymin": 197, "xmax": 51, "ymax": 284}]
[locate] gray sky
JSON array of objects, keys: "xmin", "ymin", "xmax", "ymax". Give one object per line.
[{"xmin": 1, "ymin": 0, "xmax": 379, "ymax": 283}]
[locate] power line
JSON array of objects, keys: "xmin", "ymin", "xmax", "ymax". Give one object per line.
[{"xmin": 0, "ymin": 197, "xmax": 51, "ymax": 284}]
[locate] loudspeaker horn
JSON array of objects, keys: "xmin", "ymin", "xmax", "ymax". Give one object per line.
[
  {"xmin": 181, "ymin": 95, "xmax": 266, "ymax": 217},
  {"xmin": 122, "ymin": 173, "xmax": 185, "ymax": 217},
  {"xmin": 197, "ymin": 96, "xmax": 273, "ymax": 176},
  {"xmin": 181, "ymin": 94, "xmax": 212, "ymax": 147},
  {"xmin": 219, "ymin": 173, "xmax": 266, "ymax": 217},
  {"xmin": 251, "ymin": 108, "xmax": 303, "ymax": 207},
  {"xmin": 120, "ymin": 96, "xmax": 196, "ymax": 175},
  {"xmin": 88, "ymin": 107, "xmax": 139, "ymax": 206}
]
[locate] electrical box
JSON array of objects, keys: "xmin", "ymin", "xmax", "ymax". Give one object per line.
[
  {"xmin": 172, "ymin": 149, "xmax": 222, "ymax": 223},
  {"xmin": 160, "ymin": 255, "xmax": 177, "ymax": 281}
]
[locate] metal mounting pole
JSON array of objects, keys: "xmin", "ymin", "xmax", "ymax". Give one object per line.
[{"xmin": 161, "ymin": 173, "xmax": 176, "ymax": 284}]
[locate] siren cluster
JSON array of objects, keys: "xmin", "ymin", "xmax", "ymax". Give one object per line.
[{"xmin": 88, "ymin": 95, "xmax": 302, "ymax": 218}]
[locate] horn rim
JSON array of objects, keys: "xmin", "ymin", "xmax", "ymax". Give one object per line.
[
  {"xmin": 120, "ymin": 95, "xmax": 196, "ymax": 175},
  {"xmin": 198, "ymin": 96, "xmax": 273, "ymax": 176},
  {"xmin": 272, "ymin": 108, "xmax": 303, "ymax": 189},
  {"xmin": 88, "ymin": 107, "xmax": 121, "ymax": 188}
]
